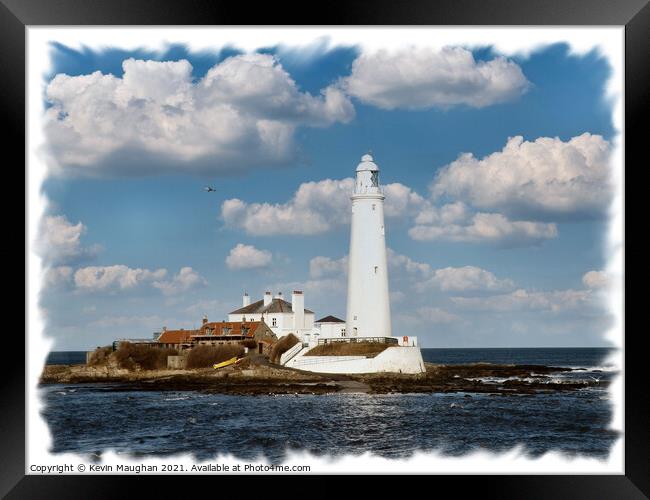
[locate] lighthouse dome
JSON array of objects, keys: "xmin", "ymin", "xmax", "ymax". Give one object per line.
[{"xmin": 356, "ymin": 153, "xmax": 379, "ymax": 172}]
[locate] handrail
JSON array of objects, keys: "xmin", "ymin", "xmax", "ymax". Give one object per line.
[
  {"xmin": 280, "ymin": 342, "xmax": 303, "ymax": 365},
  {"xmin": 318, "ymin": 336, "xmax": 398, "ymax": 345}
]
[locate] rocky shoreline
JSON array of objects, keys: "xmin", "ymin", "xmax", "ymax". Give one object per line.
[{"xmin": 40, "ymin": 361, "xmax": 608, "ymax": 396}]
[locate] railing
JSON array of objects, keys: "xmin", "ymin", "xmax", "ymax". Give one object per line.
[
  {"xmin": 352, "ymin": 186, "xmax": 384, "ymax": 196},
  {"xmin": 318, "ymin": 336, "xmax": 398, "ymax": 345},
  {"xmin": 280, "ymin": 342, "xmax": 303, "ymax": 365}
]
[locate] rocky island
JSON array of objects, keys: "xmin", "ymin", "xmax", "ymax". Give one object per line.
[{"xmin": 40, "ymin": 354, "xmax": 605, "ymax": 396}]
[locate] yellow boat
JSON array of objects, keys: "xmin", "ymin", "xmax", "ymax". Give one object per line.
[{"xmin": 213, "ymin": 357, "xmax": 239, "ymax": 370}]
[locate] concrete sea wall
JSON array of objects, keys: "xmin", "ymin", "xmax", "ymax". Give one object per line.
[{"xmin": 287, "ymin": 346, "xmax": 425, "ymax": 374}]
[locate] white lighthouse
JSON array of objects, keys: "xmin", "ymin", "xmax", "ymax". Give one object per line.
[
  {"xmin": 280, "ymin": 152, "xmax": 424, "ymax": 373},
  {"xmin": 345, "ymin": 153, "xmax": 392, "ymax": 339}
]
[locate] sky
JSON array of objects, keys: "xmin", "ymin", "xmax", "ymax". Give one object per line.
[{"xmin": 36, "ymin": 35, "xmax": 618, "ymax": 350}]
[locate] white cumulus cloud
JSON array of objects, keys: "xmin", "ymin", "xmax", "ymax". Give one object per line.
[
  {"xmin": 382, "ymin": 183, "xmax": 428, "ymax": 217},
  {"xmin": 387, "ymin": 249, "xmax": 432, "ymax": 277},
  {"xmin": 37, "ymin": 215, "xmax": 101, "ymax": 264},
  {"xmin": 152, "ymin": 266, "xmax": 208, "ymax": 295},
  {"xmin": 220, "ymin": 163, "xmax": 556, "ymax": 246},
  {"xmin": 408, "ymin": 202, "xmax": 557, "ymax": 246},
  {"xmin": 73, "ymin": 265, "xmax": 167, "ymax": 292},
  {"xmin": 311, "ymin": 250, "xmax": 514, "ymax": 296},
  {"xmin": 431, "ymin": 133, "xmax": 611, "ymax": 219},
  {"xmin": 310, "ymin": 250, "xmax": 432, "ymax": 281},
  {"xmin": 225, "ymin": 243, "xmax": 273, "ymax": 270},
  {"xmin": 222, "ymin": 178, "xmax": 424, "ymax": 236},
  {"xmin": 387, "ymin": 249, "xmax": 516, "ymax": 293},
  {"xmin": 582, "ymin": 270, "xmax": 610, "ymax": 289},
  {"xmin": 342, "ymin": 46, "xmax": 529, "ymax": 110},
  {"xmin": 416, "ymin": 266, "xmax": 515, "ymax": 292},
  {"xmin": 45, "ymin": 54, "xmax": 354, "ymax": 177}
]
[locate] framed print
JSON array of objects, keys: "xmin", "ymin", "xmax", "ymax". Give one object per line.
[{"xmin": 4, "ymin": 0, "xmax": 647, "ymax": 496}]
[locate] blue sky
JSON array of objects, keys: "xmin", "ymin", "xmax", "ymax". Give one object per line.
[{"xmin": 38, "ymin": 39, "xmax": 616, "ymax": 349}]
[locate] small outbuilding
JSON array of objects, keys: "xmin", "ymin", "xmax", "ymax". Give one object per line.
[{"xmin": 315, "ymin": 315, "xmax": 346, "ymax": 338}]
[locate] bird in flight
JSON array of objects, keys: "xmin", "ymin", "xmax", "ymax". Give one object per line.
[{"xmin": 204, "ymin": 186, "xmax": 216, "ymax": 192}]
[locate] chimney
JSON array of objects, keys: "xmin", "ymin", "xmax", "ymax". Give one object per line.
[
  {"xmin": 264, "ymin": 291, "xmax": 272, "ymax": 307},
  {"xmin": 292, "ymin": 290, "xmax": 304, "ymax": 331},
  {"xmin": 202, "ymin": 315, "xmax": 208, "ymax": 325},
  {"xmin": 243, "ymin": 292, "xmax": 250, "ymax": 307}
]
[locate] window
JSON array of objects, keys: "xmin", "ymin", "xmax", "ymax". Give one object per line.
[
  {"xmin": 272, "ymin": 318, "xmax": 277, "ymax": 327},
  {"xmin": 374, "ymin": 266, "xmax": 378, "ymax": 274},
  {"xmin": 353, "ymin": 315, "xmax": 357, "ymax": 320},
  {"xmin": 371, "ymin": 171, "xmax": 378, "ymax": 186},
  {"xmin": 372, "ymin": 204, "xmax": 376, "ymax": 211}
]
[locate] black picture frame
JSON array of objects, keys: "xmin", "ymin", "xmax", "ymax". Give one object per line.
[{"xmin": 5, "ymin": 0, "xmax": 646, "ymax": 496}]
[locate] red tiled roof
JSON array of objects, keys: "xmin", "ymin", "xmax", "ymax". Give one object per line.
[
  {"xmin": 196, "ymin": 321, "xmax": 260, "ymax": 338},
  {"xmin": 157, "ymin": 329, "xmax": 196, "ymax": 344}
]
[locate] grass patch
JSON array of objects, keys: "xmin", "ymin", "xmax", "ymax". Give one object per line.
[{"xmin": 305, "ymin": 342, "xmax": 389, "ymax": 358}]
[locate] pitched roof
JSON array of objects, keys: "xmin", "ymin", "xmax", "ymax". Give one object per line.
[
  {"xmin": 315, "ymin": 315, "xmax": 345, "ymax": 323},
  {"xmin": 195, "ymin": 321, "xmax": 261, "ymax": 338},
  {"xmin": 229, "ymin": 298, "xmax": 314, "ymax": 315},
  {"xmin": 157, "ymin": 329, "xmax": 196, "ymax": 344}
]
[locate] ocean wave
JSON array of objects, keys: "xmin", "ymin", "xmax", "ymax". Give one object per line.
[
  {"xmin": 570, "ymin": 365, "xmax": 620, "ymax": 373},
  {"xmin": 466, "ymin": 375, "xmax": 594, "ymax": 385}
]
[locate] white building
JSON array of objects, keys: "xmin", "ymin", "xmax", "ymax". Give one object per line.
[
  {"xmin": 315, "ymin": 315, "xmax": 346, "ymax": 338},
  {"xmin": 228, "ymin": 291, "xmax": 315, "ymax": 339},
  {"xmin": 345, "ymin": 153, "xmax": 392, "ymax": 338}
]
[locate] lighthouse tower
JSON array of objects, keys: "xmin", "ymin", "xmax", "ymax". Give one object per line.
[{"xmin": 345, "ymin": 153, "xmax": 392, "ymax": 339}]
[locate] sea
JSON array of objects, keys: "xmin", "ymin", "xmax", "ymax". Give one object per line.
[{"xmin": 40, "ymin": 347, "xmax": 620, "ymax": 463}]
